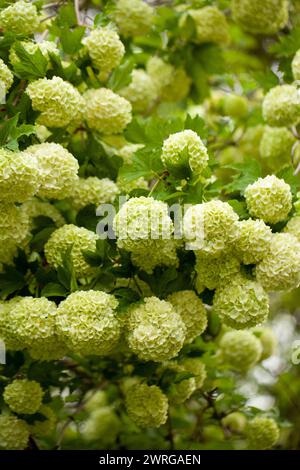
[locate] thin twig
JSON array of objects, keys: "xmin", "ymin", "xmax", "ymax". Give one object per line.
[{"xmin": 74, "ymin": 0, "xmax": 83, "ymax": 26}]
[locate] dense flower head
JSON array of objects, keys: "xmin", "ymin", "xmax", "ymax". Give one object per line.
[
  {"xmin": 56, "ymin": 290, "xmax": 120, "ymax": 356},
  {"xmin": 113, "ymin": 196, "xmax": 174, "ymax": 252},
  {"xmin": 179, "ymin": 357, "xmax": 207, "ymax": 390},
  {"xmin": 167, "ymin": 290, "xmax": 207, "ymax": 344},
  {"xmin": 114, "ymin": 0, "xmax": 154, "ymax": 37},
  {"xmin": 221, "ymin": 93, "xmax": 248, "ymax": 119},
  {"xmin": 183, "ymin": 200, "xmax": 239, "ymax": 254},
  {"xmin": 0, "ymin": 1, "xmax": 39, "ymax": 35},
  {"xmin": 161, "ymin": 130, "xmax": 209, "ymax": 175},
  {"xmin": 26, "ymin": 143, "xmax": 79, "ymax": 199},
  {"xmin": 0, "ymin": 148, "xmax": 40, "ymax": 203},
  {"xmin": 234, "ymin": 219, "xmax": 273, "ymax": 264},
  {"xmin": 9, "ymin": 40, "xmax": 59, "ymax": 67},
  {"xmin": 125, "ymin": 383, "xmax": 168, "ymax": 428},
  {"xmin": 81, "ymin": 407, "xmax": 121, "ymax": 445},
  {"xmin": 3, "ymin": 379, "xmax": 43, "ymax": 415},
  {"xmin": 126, "ymin": 297, "xmax": 186, "ymax": 362},
  {"xmin": 0, "ymin": 203, "xmax": 30, "ymax": 244},
  {"xmin": 262, "ymin": 85, "xmax": 300, "ymax": 127},
  {"xmin": 213, "ymin": 274, "xmax": 269, "ymax": 329},
  {"xmin": 0, "ymin": 239, "xmax": 18, "ymax": 271},
  {"xmin": 283, "ymin": 214, "xmax": 300, "ymax": 242},
  {"xmin": 165, "ymin": 361, "xmax": 196, "ymax": 404},
  {"xmin": 21, "ymin": 198, "xmax": 65, "ymax": 228},
  {"xmin": 0, "ymin": 58, "xmax": 13, "ymax": 93},
  {"xmin": 0, "ymin": 415, "xmax": 29, "ymax": 450},
  {"xmin": 259, "ymin": 126, "xmax": 296, "ymax": 171},
  {"xmin": 44, "ymin": 224, "xmax": 99, "ymax": 278},
  {"xmin": 256, "ymin": 233, "xmax": 300, "ymax": 291},
  {"xmin": 119, "ymin": 69, "xmax": 158, "ymax": 113},
  {"xmin": 130, "ymin": 239, "xmax": 181, "ymax": 274},
  {"xmin": 253, "ymin": 327, "xmax": 277, "ymax": 360},
  {"xmin": 195, "ymin": 252, "xmax": 241, "ymax": 293},
  {"xmin": 83, "ymin": 27, "xmax": 124, "ymax": 76},
  {"xmin": 219, "ymin": 330, "xmax": 262, "ymax": 372},
  {"xmin": 70, "ymin": 177, "xmax": 119, "ymax": 210},
  {"xmin": 183, "ymin": 7, "xmax": 230, "ymax": 45},
  {"xmin": 246, "ymin": 416, "xmax": 280, "ymax": 449},
  {"xmin": 232, "ymin": 0, "xmax": 289, "ymax": 35},
  {"xmin": 84, "ymin": 88, "xmax": 132, "ymax": 134},
  {"xmin": 26, "ymin": 76, "xmax": 84, "ymax": 128},
  {"xmin": 0, "ymin": 297, "xmax": 23, "ymax": 350},
  {"xmin": 146, "ymin": 57, "xmax": 191, "ymax": 102},
  {"xmin": 221, "ymin": 412, "xmax": 247, "ymax": 434},
  {"xmin": 292, "ymin": 49, "xmax": 300, "ymax": 80},
  {"xmin": 244, "ymin": 175, "xmax": 292, "ymax": 224},
  {"xmin": 30, "ymin": 405, "xmax": 57, "ymax": 438}
]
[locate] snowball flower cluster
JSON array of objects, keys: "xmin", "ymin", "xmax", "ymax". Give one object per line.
[
  {"xmin": 0, "ymin": 58, "xmax": 13, "ymax": 93},
  {"xmin": 195, "ymin": 252, "xmax": 241, "ymax": 293},
  {"xmin": 9, "ymin": 40, "xmax": 59, "ymax": 67},
  {"xmin": 284, "ymin": 215, "xmax": 300, "ymax": 241},
  {"xmin": 232, "ymin": 0, "xmax": 289, "ymax": 35},
  {"xmin": 219, "ymin": 330, "xmax": 262, "ymax": 372},
  {"xmin": 234, "ymin": 219, "xmax": 272, "ymax": 265},
  {"xmin": 120, "ymin": 69, "xmax": 158, "ymax": 113},
  {"xmin": 246, "ymin": 416, "xmax": 280, "ymax": 449},
  {"xmin": 125, "ymin": 383, "xmax": 168, "ymax": 428},
  {"xmin": 259, "ymin": 126, "xmax": 295, "ymax": 171},
  {"xmin": 0, "ymin": 1, "xmax": 39, "ymax": 35},
  {"xmin": 21, "ymin": 198, "xmax": 65, "ymax": 228},
  {"xmin": 114, "ymin": 0, "xmax": 154, "ymax": 37},
  {"xmin": 0, "ymin": 415, "xmax": 29, "ymax": 450},
  {"xmin": 244, "ymin": 175, "xmax": 292, "ymax": 224},
  {"xmin": 56, "ymin": 290, "xmax": 120, "ymax": 356},
  {"xmin": 3, "ymin": 379, "xmax": 43, "ymax": 415},
  {"xmin": 0, "ymin": 203, "xmax": 29, "ymax": 244},
  {"xmin": 262, "ymin": 85, "xmax": 300, "ymax": 127},
  {"xmin": 70, "ymin": 177, "xmax": 119, "ymax": 210},
  {"xmin": 161, "ymin": 130, "xmax": 209, "ymax": 175},
  {"xmin": 183, "ymin": 6, "xmax": 230, "ymax": 45}
]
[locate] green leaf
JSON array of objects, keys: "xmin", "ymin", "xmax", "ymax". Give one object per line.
[
  {"xmin": 227, "ymin": 199, "xmax": 249, "ymax": 219},
  {"xmin": 0, "ymin": 268, "xmax": 26, "ymax": 299},
  {"xmin": 13, "ymin": 42, "xmax": 48, "ymax": 79},
  {"xmin": 224, "ymin": 160, "xmax": 261, "ymax": 195},
  {"xmin": 48, "ymin": 52, "xmax": 82, "ymax": 85},
  {"xmin": 276, "ymin": 166, "xmax": 300, "ymax": 197},
  {"xmin": 107, "ymin": 58, "xmax": 135, "ymax": 92},
  {"xmin": 252, "ymin": 69, "xmax": 279, "ymax": 92},
  {"xmin": 41, "ymin": 282, "xmax": 68, "ymax": 298},
  {"xmin": 185, "ymin": 114, "xmax": 208, "ymax": 140},
  {"xmin": 0, "ymin": 113, "xmax": 36, "ymax": 150},
  {"xmin": 119, "ymin": 146, "xmax": 164, "ymax": 182},
  {"xmin": 59, "ymin": 26, "xmax": 86, "ymax": 55},
  {"xmin": 268, "ymin": 27, "xmax": 300, "ymax": 58}
]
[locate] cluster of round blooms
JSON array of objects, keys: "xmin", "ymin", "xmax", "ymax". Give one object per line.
[
  {"xmin": 119, "ymin": 69, "xmax": 158, "ymax": 114},
  {"xmin": 26, "ymin": 143, "xmax": 79, "ymax": 200},
  {"xmin": 244, "ymin": 175, "xmax": 292, "ymax": 224},
  {"xmin": 81, "ymin": 407, "xmax": 121, "ymax": 445},
  {"xmin": 44, "ymin": 224, "xmax": 99, "ymax": 279},
  {"xmin": 0, "ymin": 58, "xmax": 13, "ymax": 93},
  {"xmin": 26, "ymin": 76, "xmax": 84, "ymax": 128},
  {"xmin": 292, "ymin": 49, "xmax": 300, "ymax": 80},
  {"xmin": 146, "ymin": 57, "xmax": 191, "ymax": 103},
  {"xmin": 125, "ymin": 383, "xmax": 168, "ymax": 428},
  {"xmin": 0, "ymin": 1, "xmax": 39, "ymax": 35},
  {"xmin": 126, "ymin": 297, "xmax": 186, "ymax": 362},
  {"xmin": 0, "ymin": 148, "xmax": 39, "ymax": 203},
  {"xmin": 0, "ymin": 297, "xmax": 23, "ymax": 350},
  {"xmin": 114, "ymin": 0, "xmax": 154, "ymax": 37},
  {"xmin": 219, "ymin": 330, "xmax": 263, "ymax": 372},
  {"xmin": 56, "ymin": 290, "xmax": 120, "ymax": 356},
  {"xmin": 262, "ymin": 85, "xmax": 300, "ymax": 127},
  {"xmin": 70, "ymin": 177, "xmax": 119, "ymax": 210},
  {"xmin": 246, "ymin": 416, "xmax": 280, "ymax": 449},
  {"xmin": 3, "ymin": 379, "xmax": 43, "ymax": 415},
  {"xmin": 183, "ymin": 200, "xmax": 239, "ymax": 253},
  {"xmin": 21, "ymin": 198, "xmax": 65, "ymax": 228},
  {"xmin": 0, "ymin": 415, "xmax": 29, "ymax": 450},
  {"xmin": 130, "ymin": 239, "xmax": 181, "ymax": 274},
  {"xmin": 284, "ymin": 214, "xmax": 300, "ymax": 241},
  {"xmin": 0, "ymin": 203, "xmax": 30, "ymax": 244},
  {"xmin": 82, "ymin": 28, "xmax": 125, "ymax": 77},
  {"xmin": 221, "ymin": 412, "xmax": 247, "ymax": 434},
  {"xmin": 165, "ymin": 361, "xmax": 197, "ymax": 405},
  {"xmin": 194, "ymin": 252, "xmax": 241, "ymax": 293},
  {"xmin": 30, "ymin": 405, "xmax": 57, "ymax": 438},
  {"xmin": 234, "ymin": 219, "xmax": 272, "ymax": 265},
  {"xmin": 232, "ymin": 0, "xmax": 289, "ymax": 35},
  {"xmin": 182, "ymin": 7, "xmax": 230, "ymax": 45},
  {"xmin": 167, "ymin": 290, "xmax": 207, "ymax": 344},
  {"xmin": 83, "ymin": 88, "xmax": 132, "ymax": 134},
  {"xmin": 180, "ymin": 357, "xmax": 207, "ymax": 390},
  {"xmin": 259, "ymin": 126, "xmax": 295, "ymax": 171},
  {"xmin": 221, "ymin": 94, "xmax": 249, "ymax": 119},
  {"xmin": 253, "ymin": 327, "xmax": 277, "ymax": 360},
  {"xmin": 9, "ymin": 40, "xmax": 59, "ymax": 67},
  {"xmin": 256, "ymin": 233, "xmax": 300, "ymax": 291},
  {"xmin": 213, "ymin": 274, "xmax": 269, "ymax": 329},
  {"xmin": 161, "ymin": 130, "xmax": 209, "ymax": 175}
]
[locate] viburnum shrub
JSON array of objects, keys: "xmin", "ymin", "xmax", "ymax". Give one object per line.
[{"xmin": 2, "ymin": 0, "xmax": 300, "ymax": 452}]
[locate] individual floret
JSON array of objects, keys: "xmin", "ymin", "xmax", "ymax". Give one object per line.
[
  {"xmin": 232, "ymin": 0, "xmax": 288, "ymax": 35},
  {"xmin": 126, "ymin": 297, "xmax": 186, "ymax": 362},
  {"xmin": 244, "ymin": 175, "xmax": 292, "ymax": 224},
  {"xmin": 256, "ymin": 233, "xmax": 300, "ymax": 291},
  {"xmin": 69, "ymin": 177, "xmax": 119, "ymax": 211},
  {"xmin": 235, "ymin": 219, "xmax": 273, "ymax": 264},
  {"xmin": 219, "ymin": 330, "xmax": 262, "ymax": 372},
  {"xmin": 167, "ymin": 290, "xmax": 207, "ymax": 344},
  {"xmin": 125, "ymin": 383, "xmax": 168, "ymax": 428},
  {"xmin": 183, "ymin": 200, "xmax": 239, "ymax": 253},
  {"xmin": 213, "ymin": 274, "xmax": 269, "ymax": 329},
  {"xmin": 0, "ymin": 1, "xmax": 39, "ymax": 35},
  {"xmin": 119, "ymin": 69, "xmax": 158, "ymax": 113},
  {"xmin": 246, "ymin": 416, "xmax": 280, "ymax": 449},
  {"xmin": 26, "ymin": 143, "xmax": 79, "ymax": 199},
  {"xmin": 3, "ymin": 379, "xmax": 43, "ymax": 415},
  {"xmin": 26, "ymin": 76, "xmax": 84, "ymax": 128},
  {"xmin": 114, "ymin": 0, "xmax": 154, "ymax": 37},
  {"xmin": 44, "ymin": 224, "xmax": 99, "ymax": 279},
  {"xmin": 262, "ymin": 85, "xmax": 300, "ymax": 127},
  {"xmin": 259, "ymin": 126, "xmax": 296, "ymax": 171},
  {"xmin": 0, "ymin": 415, "xmax": 29, "ymax": 450},
  {"xmin": 82, "ymin": 27, "xmax": 125, "ymax": 77},
  {"xmin": 84, "ymin": 88, "xmax": 132, "ymax": 134},
  {"xmin": 181, "ymin": 6, "xmax": 230, "ymax": 45},
  {"xmin": 56, "ymin": 290, "xmax": 120, "ymax": 356},
  {"xmin": 161, "ymin": 130, "xmax": 209, "ymax": 175},
  {"xmin": 0, "ymin": 58, "xmax": 13, "ymax": 93},
  {"xmin": 195, "ymin": 252, "xmax": 241, "ymax": 293}
]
